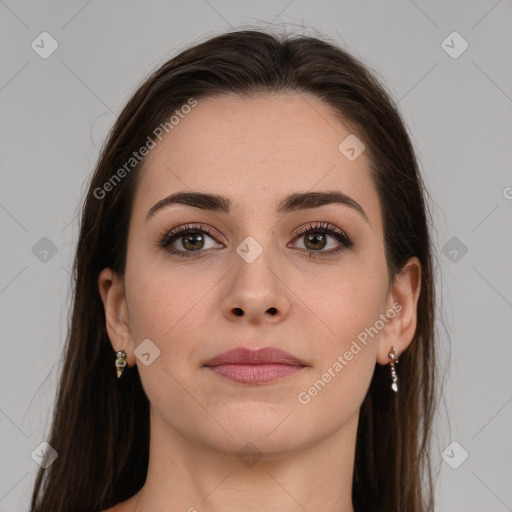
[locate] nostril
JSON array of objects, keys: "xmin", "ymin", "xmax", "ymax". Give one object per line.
[
  {"xmin": 267, "ymin": 307, "xmax": 277, "ymax": 315},
  {"xmin": 233, "ymin": 307, "xmax": 244, "ymax": 316}
]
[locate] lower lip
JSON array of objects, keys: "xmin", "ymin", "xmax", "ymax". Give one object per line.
[{"xmin": 206, "ymin": 364, "xmax": 305, "ymax": 384}]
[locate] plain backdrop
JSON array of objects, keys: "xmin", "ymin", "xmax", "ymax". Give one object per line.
[{"xmin": 1, "ymin": 1, "xmax": 511, "ymax": 511}]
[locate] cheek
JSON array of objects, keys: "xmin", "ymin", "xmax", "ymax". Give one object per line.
[
  {"xmin": 296, "ymin": 276, "xmax": 384, "ymax": 417},
  {"xmin": 300, "ymin": 258, "xmax": 388, "ymax": 392},
  {"xmin": 305, "ymin": 261, "xmax": 388, "ymax": 341},
  {"xmin": 124, "ymin": 260, "xmax": 218, "ymax": 363}
]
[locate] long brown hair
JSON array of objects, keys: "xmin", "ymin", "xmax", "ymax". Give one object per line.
[{"xmin": 30, "ymin": 28, "xmax": 441, "ymax": 512}]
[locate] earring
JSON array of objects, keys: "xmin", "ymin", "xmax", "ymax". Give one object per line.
[
  {"xmin": 115, "ymin": 350, "xmax": 127, "ymax": 379},
  {"xmin": 388, "ymin": 345, "xmax": 399, "ymax": 392}
]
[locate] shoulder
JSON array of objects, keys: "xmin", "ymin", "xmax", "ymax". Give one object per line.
[
  {"xmin": 101, "ymin": 507, "xmax": 121, "ymax": 512},
  {"xmin": 101, "ymin": 504, "xmax": 123, "ymax": 512},
  {"xmin": 101, "ymin": 494, "xmax": 139, "ymax": 512}
]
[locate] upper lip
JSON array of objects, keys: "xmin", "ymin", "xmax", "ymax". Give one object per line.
[{"xmin": 204, "ymin": 347, "xmax": 306, "ymax": 367}]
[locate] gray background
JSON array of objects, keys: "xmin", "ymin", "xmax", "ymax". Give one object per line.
[{"xmin": 1, "ymin": 1, "xmax": 511, "ymax": 511}]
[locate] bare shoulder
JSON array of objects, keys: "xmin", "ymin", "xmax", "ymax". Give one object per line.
[
  {"xmin": 101, "ymin": 493, "xmax": 139, "ymax": 512},
  {"xmin": 101, "ymin": 504, "xmax": 127, "ymax": 512},
  {"xmin": 101, "ymin": 505, "xmax": 123, "ymax": 512}
]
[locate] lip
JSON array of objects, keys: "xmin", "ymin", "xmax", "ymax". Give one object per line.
[
  {"xmin": 204, "ymin": 347, "xmax": 307, "ymax": 385},
  {"xmin": 204, "ymin": 347, "xmax": 306, "ymax": 366}
]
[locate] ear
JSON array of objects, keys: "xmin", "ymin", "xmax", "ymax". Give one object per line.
[
  {"xmin": 376, "ymin": 256, "xmax": 422, "ymax": 365},
  {"xmin": 97, "ymin": 268, "xmax": 135, "ymax": 367}
]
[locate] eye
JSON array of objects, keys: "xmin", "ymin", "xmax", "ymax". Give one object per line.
[
  {"xmin": 157, "ymin": 221, "xmax": 354, "ymax": 259},
  {"xmin": 157, "ymin": 223, "xmax": 223, "ymax": 257},
  {"xmin": 289, "ymin": 221, "xmax": 354, "ymax": 257}
]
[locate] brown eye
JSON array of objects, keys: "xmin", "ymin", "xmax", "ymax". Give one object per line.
[
  {"xmin": 303, "ymin": 232, "xmax": 328, "ymax": 251},
  {"xmin": 290, "ymin": 222, "xmax": 354, "ymax": 257},
  {"xmin": 179, "ymin": 232, "xmax": 206, "ymax": 251},
  {"xmin": 158, "ymin": 224, "xmax": 223, "ymax": 257}
]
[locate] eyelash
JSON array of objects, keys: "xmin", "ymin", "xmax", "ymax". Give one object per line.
[{"xmin": 157, "ymin": 221, "xmax": 354, "ymax": 259}]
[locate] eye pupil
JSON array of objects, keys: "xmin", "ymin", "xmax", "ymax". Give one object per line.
[
  {"xmin": 304, "ymin": 233, "xmax": 327, "ymax": 250},
  {"xmin": 182, "ymin": 233, "xmax": 204, "ymax": 250}
]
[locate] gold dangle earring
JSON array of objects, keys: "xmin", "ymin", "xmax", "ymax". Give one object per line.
[{"xmin": 115, "ymin": 350, "xmax": 127, "ymax": 379}]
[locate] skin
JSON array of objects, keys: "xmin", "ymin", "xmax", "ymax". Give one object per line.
[{"xmin": 99, "ymin": 92, "xmax": 421, "ymax": 512}]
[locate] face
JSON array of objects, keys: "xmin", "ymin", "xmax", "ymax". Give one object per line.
[{"xmin": 107, "ymin": 92, "xmax": 404, "ymax": 456}]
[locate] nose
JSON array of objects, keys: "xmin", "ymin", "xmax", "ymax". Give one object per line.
[{"xmin": 221, "ymin": 248, "xmax": 291, "ymax": 325}]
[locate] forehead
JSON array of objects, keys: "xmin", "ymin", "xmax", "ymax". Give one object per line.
[{"xmin": 133, "ymin": 92, "xmax": 380, "ymax": 222}]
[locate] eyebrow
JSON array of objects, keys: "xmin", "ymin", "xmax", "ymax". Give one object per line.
[{"xmin": 146, "ymin": 190, "xmax": 369, "ymax": 224}]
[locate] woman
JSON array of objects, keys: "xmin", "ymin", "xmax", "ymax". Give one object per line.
[{"xmin": 30, "ymin": 29, "xmax": 440, "ymax": 512}]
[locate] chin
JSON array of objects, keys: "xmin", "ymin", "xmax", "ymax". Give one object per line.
[{"xmin": 197, "ymin": 408, "xmax": 315, "ymax": 457}]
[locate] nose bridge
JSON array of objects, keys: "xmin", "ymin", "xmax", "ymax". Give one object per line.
[
  {"xmin": 221, "ymin": 229, "xmax": 290, "ymax": 323},
  {"xmin": 234, "ymin": 232, "xmax": 279, "ymax": 296},
  {"xmin": 235, "ymin": 235, "xmax": 276, "ymax": 287}
]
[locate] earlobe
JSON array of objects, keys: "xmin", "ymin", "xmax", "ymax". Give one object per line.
[
  {"xmin": 376, "ymin": 256, "xmax": 422, "ymax": 365},
  {"xmin": 97, "ymin": 268, "xmax": 135, "ymax": 366}
]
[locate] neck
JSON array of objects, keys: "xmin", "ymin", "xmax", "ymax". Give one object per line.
[{"xmin": 129, "ymin": 407, "xmax": 358, "ymax": 512}]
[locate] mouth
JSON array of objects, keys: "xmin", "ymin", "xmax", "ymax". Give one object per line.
[{"xmin": 203, "ymin": 346, "xmax": 308, "ymax": 385}]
